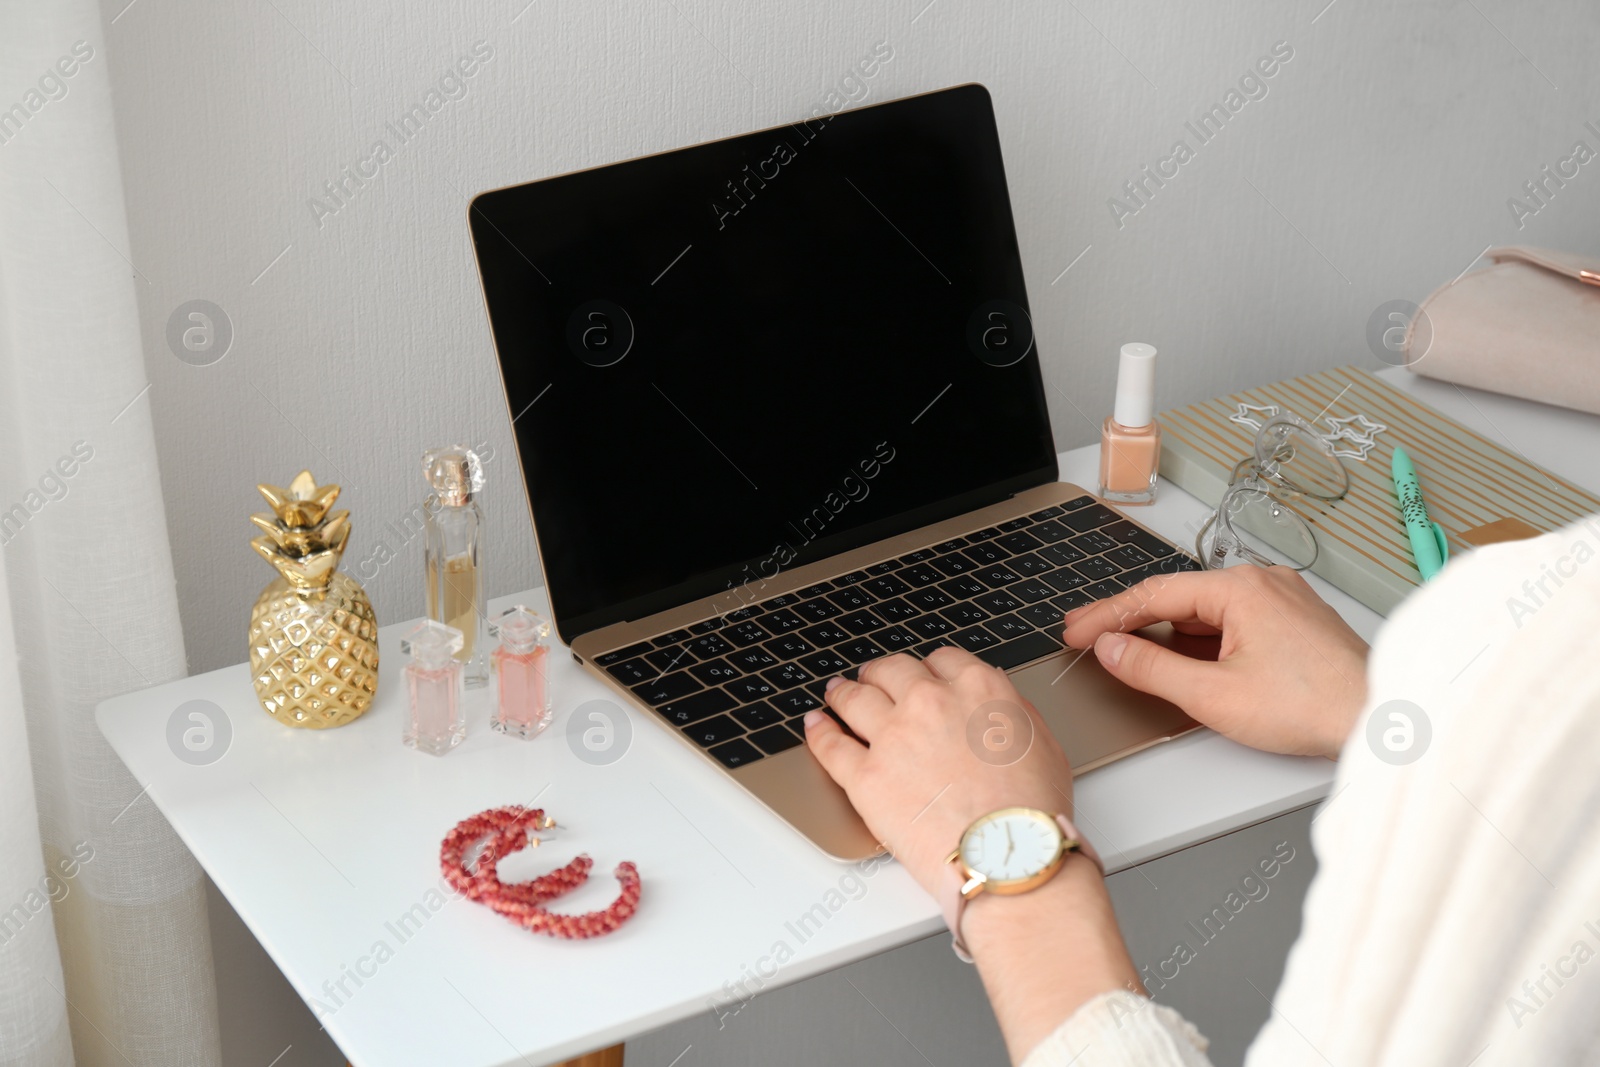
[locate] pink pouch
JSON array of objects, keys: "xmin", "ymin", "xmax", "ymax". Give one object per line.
[{"xmin": 1407, "ymin": 246, "xmax": 1600, "ymax": 415}]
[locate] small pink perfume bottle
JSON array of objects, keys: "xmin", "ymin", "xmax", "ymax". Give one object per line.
[
  {"xmin": 1098, "ymin": 342, "xmax": 1161, "ymax": 505},
  {"xmin": 400, "ymin": 619, "xmax": 467, "ymax": 755},
  {"xmin": 489, "ymin": 605, "xmax": 553, "ymax": 739}
]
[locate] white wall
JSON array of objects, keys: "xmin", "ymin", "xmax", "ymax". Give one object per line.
[
  {"xmin": 87, "ymin": 1, "xmax": 1600, "ymax": 1063},
  {"xmin": 97, "ymin": 0, "xmax": 1600, "ymax": 677}
]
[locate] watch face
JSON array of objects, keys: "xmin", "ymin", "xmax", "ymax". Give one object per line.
[{"xmin": 960, "ymin": 808, "xmax": 1061, "ymax": 884}]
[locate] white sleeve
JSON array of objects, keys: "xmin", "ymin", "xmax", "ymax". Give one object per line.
[{"xmin": 1020, "ymin": 991, "xmax": 1214, "ymax": 1067}]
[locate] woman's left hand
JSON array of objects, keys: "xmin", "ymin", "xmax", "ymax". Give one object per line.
[{"xmin": 804, "ymin": 647, "xmax": 1078, "ymax": 895}]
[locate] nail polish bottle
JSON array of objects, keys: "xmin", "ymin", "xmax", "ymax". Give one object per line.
[
  {"xmin": 1098, "ymin": 343, "xmax": 1161, "ymax": 505},
  {"xmin": 489, "ymin": 605, "xmax": 553, "ymax": 740},
  {"xmin": 401, "ymin": 619, "xmax": 467, "ymax": 755},
  {"xmin": 422, "ymin": 446, "xmax": 488, "ymax": 689}
]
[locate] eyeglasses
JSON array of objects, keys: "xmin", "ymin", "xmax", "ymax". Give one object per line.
[{"xmin": 1196, "ymin": 413, "xmax": 1350, "ymax": 571}]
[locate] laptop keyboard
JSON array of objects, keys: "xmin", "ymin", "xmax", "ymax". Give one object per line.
[{"xmin": 591, "ymin": 496, "xmax": 1201, "ymax": 772}]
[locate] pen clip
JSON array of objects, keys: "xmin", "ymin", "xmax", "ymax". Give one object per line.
[{"xmin": 1430, "ymin": 521, "xmax": 1449, "ymax": 565}]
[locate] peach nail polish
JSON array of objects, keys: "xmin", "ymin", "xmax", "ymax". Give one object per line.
[{"xmin": 1098, "ymin": 342, "xmax": 1160, "ymax": 505}]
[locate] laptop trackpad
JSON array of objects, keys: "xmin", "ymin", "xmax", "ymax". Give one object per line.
[{"xmin": 1012, "ymin": 623, "xmax": 1213, "ymax": 773}]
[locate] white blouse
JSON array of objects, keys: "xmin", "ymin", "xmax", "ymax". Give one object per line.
[{"xmin": 1023, "ymin": 515, "xmax": 1600, "ymax": 1067}]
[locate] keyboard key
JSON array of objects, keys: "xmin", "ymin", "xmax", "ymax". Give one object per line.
[
  {"xmin": 1102, "ymin": 520, "xmax": 1178, "ymax": 558},
  {"xmin": 1070, "ymin": 529, "xmax": 1120, "ymax": 556},
  {"xmin": 786, "ymin": 720, "xmax": 808, "ymax": 740},
  {"xmin": 631, "ymin": 671, "xmax": 702, "ymax": 706},
  {"xmin": 689, "ymin": 617, "xmax": 725, "ymax": 634},
  {"xmin": 727, "ymin": 621, "xmax": 772, "ymax": 646},
  {"xmin": 771, "ymin": 689, "xmax": 822, "ymax": 715},
  {"xmin": 1051, "ymin": 590, "xmax": 1096, "ymax": 612},
  {"xmin": 594, "ymin": 642, "xmax": 652, "ymax": 666},
  {"xmin": 838, "ymin": 609, "xmax": 887, "ymax": 636},
  {"xmin": 1085, "ymin": 577, "xmax": 1130, "ymax": 600},
  {"xmin": 861, "ymin": 574, "xmax": 911, "ymax": 599},
  {"xmin": 646, "ymin": 646, "xmax": 694, "ymax": 673},
  {"xmin": 1062, "ymin": 504, "xmax": 1120, "ymax": 532},
  {"xmin": 708, "ymin": 737, "xmax": 762, "ymax": 767},
  {"xmin": 951, "ymin": 626, "xmax": 1001, "ymax": 653},
  {"xmin": 996, "ymin": 531, "xmax": 1043, "ymax": 553},
  {"xmin": 836, "ymin": 569, "xmax": 872, "ymax": 586},
  {"xmin": 963, "ymin": 541, "xmax": 1009, "ymax": 565},
  {"xmin": 975, "ymin": 631, "xmax": 1064, "ymax": 670},
  {"xmin": 1062, "ymin": 495, "xmax": 1096, "ymax": 511},
  {"xmin": 1018, "ymin": 601, "xmax": 1065, "ymax": 628},
  {"xmin": 798, "ymin": 649, "xmax": 850, "ymax": 676},
  {"xmin": 1030, "ymin": 519, "xmax": 1072, "ymax": 544},
  {"xmin": 799, "ymin": 622, "xmax": 850, "ymax": 647},
  {"xmin": 1042, "ymin": 569, "xmax": 1090, "ymax": 593},
  {"xmin": 905, "ymin": 587, "xmax": 954, "ymax": 612},
  {"xmin": 1011, "ymin": 578, "xmax": 1056, "ymax": 603},
  {"xmin": 1072, "ymin": 556, "xmax": 1121, "ymax": 581},
  {"xmin": 863, "ymin": 560, "xmax": 899, "ymax": 576},
  {"xmin": 905, "ymin": 614, "xmax": 955, "ymax": 638},
  {"xmin": 974, "ymin": 564, "xmax": 1021, "ymax": 588},
  {"xmin": 762, "ymin": 608, "xmax": 807, "ymax": 634},
  {"xmin": 828, "ymin": 587, "xmax": 877, "ymax": 611},
  {"xmin": 966, "ymin": 525, "xmax": 1004, "ymax": 542},
  {"xmin": 974, "ymin": 589, "xmax": 1023, "ymax": 614},
  {"xmin": 1006, "ymin": 552, "xmax": 1054, "ymax": 578},
  {"xmin": 939, "ymin": 576, "xmax": 987, "ymax": 600},
  {"xmin": 722, "ymin": 606, "xmax": 760, "ymax": 622},
  {"xmin": 796, "ymin": 582, "xmax": 835, "ymax": 598},
  {"xmin": 873, "ymin": 597, "xmax": 921, "ymax": 623},
  {"xmin": 998, "ymin": 517, "xmax": 1032, "ymax": 532},
  {"xmin": 941, "ymin": 603, "xmax": 992, "ymax": 627},
  {"xmin": 1037, "ymin": 542, "xmax": 1086, "ymax": 566},
  {"xmin": 1119, "ymin": 555, "xmax": 1204, "ymax": 586},
  {"xmin": 727, "ymin": 647, "xmax": 778, "ymax": 672},
  {"xmin": 763, "ymin": 662, "xmax": 815, "ymax": 689},
  {"xmin": 732, "ymin": 702, "xmax": 786, "ymax": 730},
  {"xmin": 687, "ymin": 633, "xmax": 734, "ymax": 659},
  {"xmin": 876, "ymin": 626, "xmax": 918, "ymax": 653},
  {"xmin": 836, "ymin": 638, "xmax": 887, "ymax": 664},
  {"xmin": 652, "ymin": 629, "xmax": 693, "ymax": 647},
  {"xmin": 913, "ymin": 637, "xmax": 959, "ymax": 657},
  {"xmin": 764, "ymin": 634, "xmax": 816, "ymax": 660},
  {"xmin": 898, "ymin": 563, "xmax": 944, "ymax": 587},
  {"xmin": 983, "ymin": 614, "xmax": 1036, "ymax": 641},
  {"xmin": 898, "ymin": 548, "xmax": 938, "ymax": 564},
  {"xmin": 930, "ymin": 552, "xmax": 977, "ymax": 576},
  {"xmin": 1105, "ymin": 544, "xmax": 1155, "ymax": 569},
  {"xmin": 792, "ymin": 597, "xmax": 843, "ymax": 622},
  {"xmin": 931, "ymin": 537, "xmax": 968, "ymax": 552},
  {"xmin": 689, "ymin": 658, "xmax": 741, "ymax": 685},
  {"xmin": 658, "ymin": 688, "xmax": 737, "ymax": 726},
  {"xmin": 725, "ymin": 676, "xmax": 778, "ymax": 702},
  {"xmin": 749, "ymin": 724, "xmax": 803, "ymax": 756},
  {"xmin": 1029, "ymin": 506, "xmax": 1065, "ymax": 520},
  {"xmin": 759, "ymin": 592, "xmax": 801, "ymax": 609},
  {"xmin": 604, "ymin": 657, "xmax": 654, "ymax": 685}
]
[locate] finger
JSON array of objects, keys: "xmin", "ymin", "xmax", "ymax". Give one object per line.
[
  {"xmin": 856, "ymin": 652, "xmax": 938, "ymax": 702},
  {"xmin": 921, "ymin": 645, "xmax": 1004, "ymax": 690},
  {"xmin": 824, "ymin": 676, "xmax": 894, "ymax": 739},
  {"xmin": 1092, "ymin": 631, "xmax": 1221, "ymax": 710},
  {"xmin": 803, "ymin": 708, "xmax": 866, "ymax": 785},
  {"xmin": 1061, "ymin": 572, "xmax": 1234, "ymax": 647}
]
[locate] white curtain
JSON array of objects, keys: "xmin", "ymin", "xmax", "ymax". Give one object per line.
[{"xmin": 0, "ymin": 1, "xmax": 221, "ymax": 1064}]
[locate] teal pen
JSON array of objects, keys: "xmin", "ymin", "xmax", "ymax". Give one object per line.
[{"xmin": 1391, "ymin": 446, "xmax": 1449, "ymax": 581}]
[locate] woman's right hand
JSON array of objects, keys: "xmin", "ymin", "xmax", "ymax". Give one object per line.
[{"xmin": 1060, "ymin": 565, "xmax": 1369, "ymax": 758}]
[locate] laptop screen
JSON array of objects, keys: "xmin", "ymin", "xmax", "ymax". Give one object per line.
[{"xmin": 471, "ymin": 84, "xmax": 1057, "ymax": 643}]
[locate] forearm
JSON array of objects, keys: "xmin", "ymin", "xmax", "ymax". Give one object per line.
[{"xmin": 963, "ymin": 856, "xmax": 1143, "ymax": 1065}]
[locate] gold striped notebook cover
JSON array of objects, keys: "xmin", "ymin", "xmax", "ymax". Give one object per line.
[{"xmin": 1157, "ymin": 366, "xmax": 1600, "ymax": 616}]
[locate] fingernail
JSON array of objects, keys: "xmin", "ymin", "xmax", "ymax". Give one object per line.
[
  {"xmin": 825, "ymin": 676, "xmax": 844, "ymax": 693},
  {"xmin": 804, "ymin": 710, "xmax": 825, "ymax": 729},
  {"xmin": 1095, "ymin": 632, "xmax": 1128, "ymax": 667}
]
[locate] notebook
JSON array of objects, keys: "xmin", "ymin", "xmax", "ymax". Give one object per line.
[{"xmin": 1158, "ymin": 366, "xmax": 1600, "ymax": 615}]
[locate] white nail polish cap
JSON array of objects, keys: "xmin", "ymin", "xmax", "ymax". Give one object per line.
[{"xmin": 1113, "ymin": 343, "xmax": 1157, "ymax": 428}]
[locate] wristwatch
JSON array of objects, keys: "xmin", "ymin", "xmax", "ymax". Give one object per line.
[{"xmin": 941, "ymin": 806, "xmax": 1104, "ymax": 963}]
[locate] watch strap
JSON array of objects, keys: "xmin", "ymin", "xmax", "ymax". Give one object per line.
[{"xmin": 942, "ymin": 812, "xmax": 1103, "ymax": 964}]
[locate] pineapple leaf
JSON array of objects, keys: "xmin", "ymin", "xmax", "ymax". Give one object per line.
[{"xmin": 257, "ymin": 471, "xmax": 342, "ymax": 527}]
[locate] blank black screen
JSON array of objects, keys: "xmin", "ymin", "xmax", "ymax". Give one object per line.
[{"xmin": 471, "ymin": 84, "xmax": 1056, "ymax": 643}]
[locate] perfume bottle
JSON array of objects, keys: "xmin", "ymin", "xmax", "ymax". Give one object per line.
[
  {"xmin": 422, "ymin": 445, "xmax": 488, "ymax": 688},
  {"xmin": 489, "ymin": 605, "xmax": 553, "ymax": 739},
  {"xmin": 400, "ymin": 619, "xmax": 467, "ymax": 755},
  {"xmin": 1098, "ymin": 343, "xmax": 1161, "ymax": 505}
]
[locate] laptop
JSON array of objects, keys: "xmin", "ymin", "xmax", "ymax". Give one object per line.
[{"xmin": 469, "ymin": 84, "xmax": 1203, "ymax": 860}]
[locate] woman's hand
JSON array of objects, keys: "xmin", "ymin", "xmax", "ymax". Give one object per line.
[
  {"xmin": 1061, "ymin": 565, "xmax": 1369, "ymax": 758},
  {"xmin": 804, "ymin": 647, "xmax": 1076, "ymax": 896}
]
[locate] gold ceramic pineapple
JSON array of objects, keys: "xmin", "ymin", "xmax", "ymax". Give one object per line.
[{"xmin": 247, "ymin": 471, "xmax": 379, "ymax": 728}]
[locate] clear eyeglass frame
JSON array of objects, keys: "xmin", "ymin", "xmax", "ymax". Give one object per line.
[{"xmin": 1195, "ymin": 413, "xmax": 1350, "ymax": 572}]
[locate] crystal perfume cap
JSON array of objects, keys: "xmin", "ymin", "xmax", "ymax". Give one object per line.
[
  {"xmin": 401, "ymin": 618, "xmax": 464, "ymax": 667},
  {"xmin": 422, "ymin": 445, "xmax": 485, "ymax": 507},
  {"xmin": 489, "ymin": 604, "xmax": 551, "ymax": 654}
]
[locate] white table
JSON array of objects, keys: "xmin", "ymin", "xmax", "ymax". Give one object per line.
[{"xmin": 96, "ymin": 368, "xmax": 1598, "ymax": 1067}]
